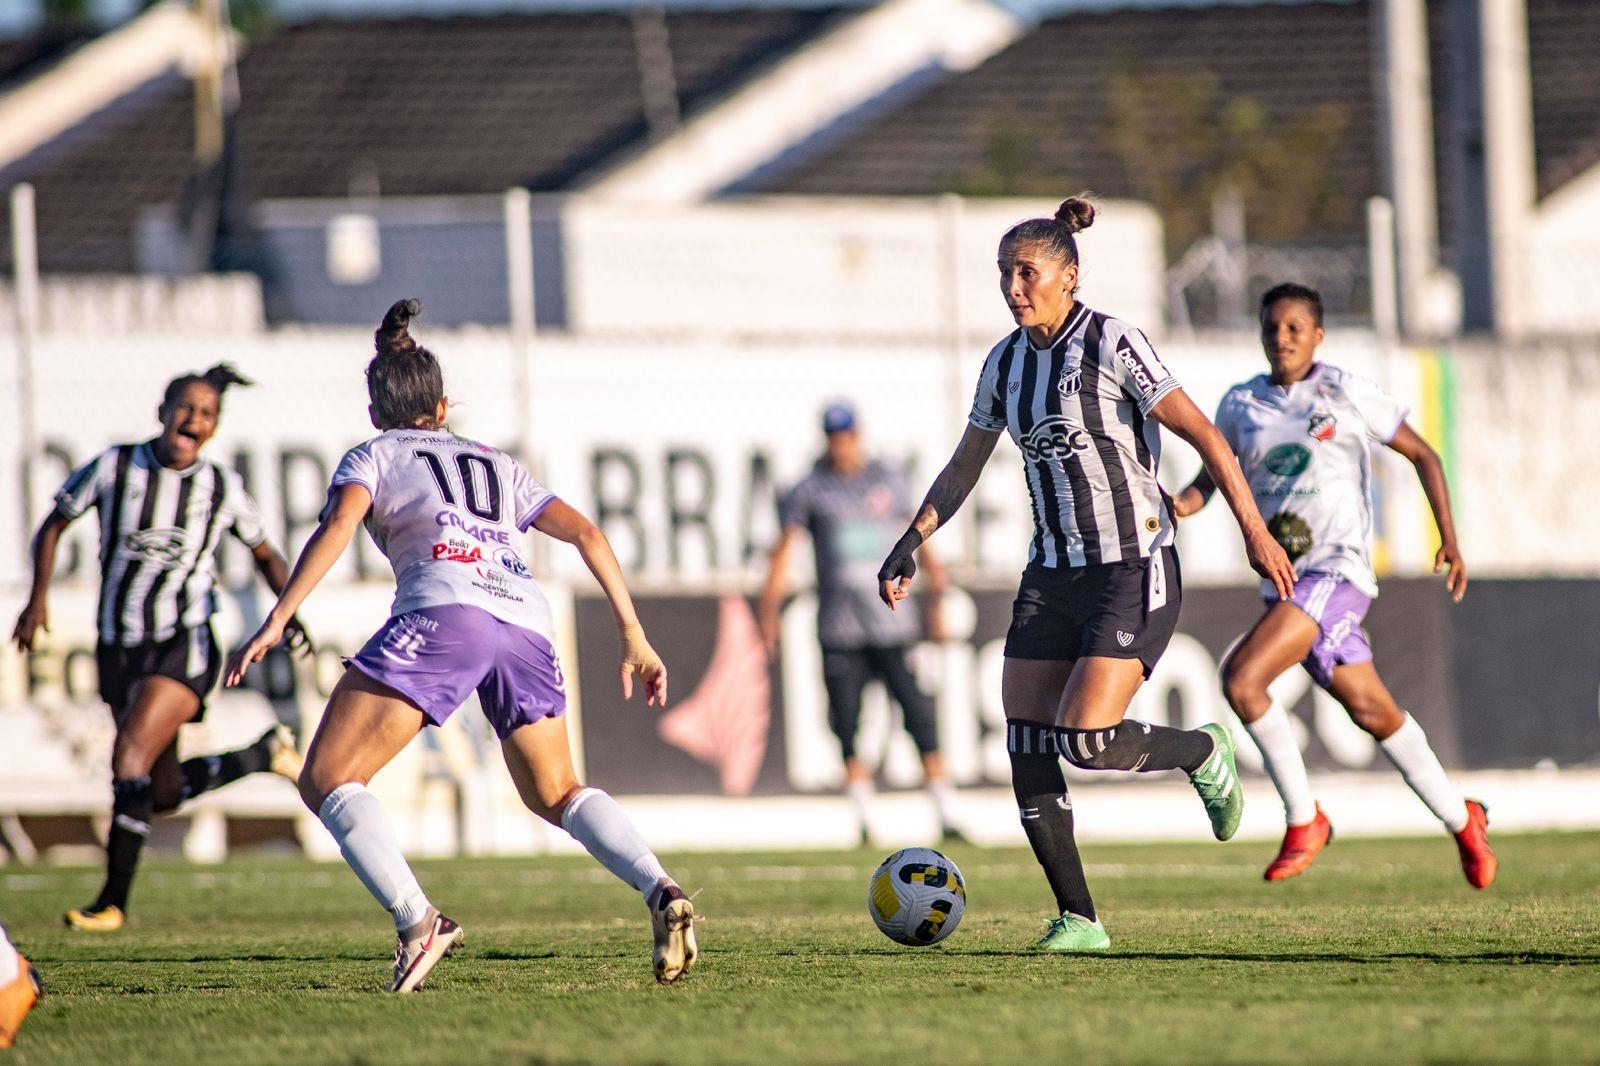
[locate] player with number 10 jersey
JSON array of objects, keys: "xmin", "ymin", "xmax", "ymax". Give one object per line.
[{"xmin": 226, "ymin": 300, "xmax": 698, "ymax": 992}]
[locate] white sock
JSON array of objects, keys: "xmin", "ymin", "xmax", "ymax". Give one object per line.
[
  {"xmin": 319, "ymin": 783, "xmax": 433, "ymax": 933},
  {"xmin": 1380, "ymin": 714, "xmax": 1468, "ymax": 833},
  {"xmin": 1243, "ymin": 703, "xmax": 1318, "ymax": 825},
  {"xmin": 0, "ymin": 926, "xmax": 17, "ymax": 985},
  {"xmin": 927, "ymin": 778, "xmax": 958, "ymax": 829},
  {"xmin": 561, "ymin": 788, "xmax": 671, "ymax": 903},
  {"xmin": 846, "ymin": 779, "xmax": 874, "ymax": 828}
]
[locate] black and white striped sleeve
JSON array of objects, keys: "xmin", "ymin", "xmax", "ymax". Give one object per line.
[
  {"xmin": 53, "ymin": 447, "xmax": 115, "ymax": 519},
  {"xmin": 223, "ymin": 470, "xmax": 267, "ymax": 549},
  {"xmin": 967, "ymin": 338, "xmax": 1010, "ymax": 432},
  {"xmin": 1106, "ymin": 322, "xmax": 1181, "ymax": 416}
]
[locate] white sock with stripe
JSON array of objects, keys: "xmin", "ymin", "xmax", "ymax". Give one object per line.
[
  {"xmin": 319, "ymin": 783, "xmax": 433, "ymax": 933},
  {"xmin": 1243, "ymin": 703, "xmax": 1318, "ymax": 825},
  {"xmin": 1380, "ymin": 714, "xmax": 1469, "ymax": 833},
  {"xmin": 561, "ymin": 788, "xmax": 671, "ymax": 903}
]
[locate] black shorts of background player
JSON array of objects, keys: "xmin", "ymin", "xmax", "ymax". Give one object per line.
[
  {"xmin": 877, "ymin": 196, "xmax": 1295, "ymax": 951},
  {"xmin": 12, "ymin": 364, "xmax": 310, "ymax": 931},
  {"xmin": 759, "ymin": 403, "xmax": 964, "ymax": 845}
]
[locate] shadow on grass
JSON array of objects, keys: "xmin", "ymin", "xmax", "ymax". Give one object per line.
[{"xmin": 754, "ymin": 946, "xmax": 1600, "ymax": 967}]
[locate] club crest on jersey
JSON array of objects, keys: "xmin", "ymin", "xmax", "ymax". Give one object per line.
[
  {"xmin": 1057, "ymin": 363, "xmax": 1082, "ymax": 398},
  {"xmin": 1307, "ymin": 410, "xmax": 1337, "ymax": 442}
]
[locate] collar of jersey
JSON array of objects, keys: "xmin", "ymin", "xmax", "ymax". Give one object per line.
[
  {"xmin": 1024, "ymin": 302, "xmax": 1092, "ymax": 353},
  {"xmin": 138, "ymin": 439, "xmax": 206, "ymax": 478}
]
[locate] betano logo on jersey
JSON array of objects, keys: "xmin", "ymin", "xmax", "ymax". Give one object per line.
[{"xmin": 1020, "ymin": 416, "xmax": 1091, "ymax": 463}]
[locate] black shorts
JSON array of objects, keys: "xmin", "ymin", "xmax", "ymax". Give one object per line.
[
  {"xmin": 96, "ymin": 624, "xmax": 221, "ymax": 722},
  {"xmin": 1003, "ymin": 547, "xmax": 1181, "ymax": 676},
  {"xmin": 820, "ymin": 644, "xmax": 939, "ymax": 760}
]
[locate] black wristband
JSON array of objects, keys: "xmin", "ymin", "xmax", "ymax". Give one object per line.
[{"xmin": 877, "ymin": 528, "xmax": 924, "ymax": 584}]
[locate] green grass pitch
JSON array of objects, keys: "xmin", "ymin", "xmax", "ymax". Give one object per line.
[{"xmin": 3, "ymin": 831, "xmax": 1597, "ymax": 1064}]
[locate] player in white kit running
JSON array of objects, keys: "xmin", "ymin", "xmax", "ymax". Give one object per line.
[
  {"xmin": 226, "ymin": 300, "xmax": 698, "ymax": 991},
  {"xmin": 1175, "ymin": 283, "xmax": 1495, "ymax": 888}
]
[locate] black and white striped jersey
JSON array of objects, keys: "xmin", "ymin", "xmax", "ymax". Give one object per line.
[
  {"xmin": 969, "ymin": 303, "xmax": 1179, "ymax": 568},
  {"xmin": 55, "ymin": 441, "xmax": 267, "ymax": 646}
]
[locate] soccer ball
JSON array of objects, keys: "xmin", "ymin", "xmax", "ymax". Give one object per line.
[{"xmin": 867, "ymin": 847, "xmax": 966, "ymax": 946}]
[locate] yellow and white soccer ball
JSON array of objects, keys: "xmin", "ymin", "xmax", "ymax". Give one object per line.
[{"xmin": 867, "ymin": 847, "xmax": 967, "ymax": 946}]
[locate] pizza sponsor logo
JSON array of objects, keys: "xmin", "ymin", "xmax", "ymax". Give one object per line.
[{"xmin": 432, "ymin": 540, "xmax": 484, "ymax": 564}]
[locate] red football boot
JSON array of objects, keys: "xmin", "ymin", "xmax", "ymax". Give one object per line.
[
  {"xmin": 1264, "ymin": 805, "xmax": 1333, "ymax": 882},
  {"xmin": 1454, "ymin": 799, "xmax": 1497, "ymax": 889}
]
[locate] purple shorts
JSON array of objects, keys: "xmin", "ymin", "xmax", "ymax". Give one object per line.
[
  {"xmin": 348, "ymin": 604, "xmax": 566, "ymax": 740},
  {"xmin": 1273, "ymin": 571, "xmax": 1374, "ymax": 688}
]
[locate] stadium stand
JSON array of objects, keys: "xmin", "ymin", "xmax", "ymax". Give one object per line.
[{"xmin": 0, "ymin": 7, "xmax": 847, "ymax": 273}]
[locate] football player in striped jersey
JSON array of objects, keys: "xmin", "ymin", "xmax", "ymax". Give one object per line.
[{"xmin": 13, "ymin": 364, "xmax": 306, "ymax": 932}]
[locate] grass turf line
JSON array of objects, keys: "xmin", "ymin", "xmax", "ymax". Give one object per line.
[{"xmin": 2, "ymin": 831, "xmax": 1596, "ymax": 1064}]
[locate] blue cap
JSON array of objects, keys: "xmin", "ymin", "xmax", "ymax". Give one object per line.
[{"xmin": 822, "ymin": 402, "xmax": 857, "ymax": 434}]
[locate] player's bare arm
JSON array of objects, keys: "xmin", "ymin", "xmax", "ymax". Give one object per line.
[
  {"xmin": 878, "ymin": 424, "xmax": 1000, "ymax": 609},
  {"xmin": 248, "ymin": 540, "xmax": 313, "ymax": 653},
  {"xmin": 11, "ymin": 507, "xmax": 74, "ymax": 653},
  {"xmin": 1386, "ymin": 421, "xmax": 1467, "ymax": 601},
  {"xmin": 533, "ymin": 498, "xmax": 668, "ymax": 707},
  {"xmin": 1151, "ymin": 389, "xmax": 1295, "ymax": 599},
  {"xmin": 226, "ymin": 482, "xmax": 371, "ymax": 685}
]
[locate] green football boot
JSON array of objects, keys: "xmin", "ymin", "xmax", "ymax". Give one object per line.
[
  {"xmin": 1034, "ymin": 913, "xmax": 1111, "ymax": 952},
  {"xmin": 1190, "ymin": 723, "xmax": 1244, "ymax": 841}
]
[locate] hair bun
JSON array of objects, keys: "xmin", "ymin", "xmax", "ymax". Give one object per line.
[
  {"xmin": 1054, "ymin": 196, "xmax": 1096, "ymax": 235},
  {"xmin": 201, "ymin": 362, "xmax": 253, "ymax": 392},
  {"xmin": 376, "ymin": 299, "xmax": 423, "ymax": 358}
]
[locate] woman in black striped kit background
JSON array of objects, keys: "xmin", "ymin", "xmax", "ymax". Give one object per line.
[{"xmin": 13, "ymin": 364, "xmax": 307, "ymax": 931}]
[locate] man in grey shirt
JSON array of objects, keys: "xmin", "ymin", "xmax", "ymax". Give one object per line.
[{"xmin": 759, "ymin": 403, "xmax": 963, "ymax": 844}]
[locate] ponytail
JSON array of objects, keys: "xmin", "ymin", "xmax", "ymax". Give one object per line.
[{"xmin": 367, "ymin": 298, "xmax": 446, "ymax": 430}]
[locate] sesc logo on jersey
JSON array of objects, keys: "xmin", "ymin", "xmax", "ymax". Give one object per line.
[
  {"xmin": 1021, "ymin": 416, "xmax": 1091, "ymax": 463},
  {"xmin": 123, "ymin": 527, "xmax": 189, "ymax": 566}
]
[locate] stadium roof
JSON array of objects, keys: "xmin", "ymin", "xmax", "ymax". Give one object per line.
[
  {"xmin": 765, "ymin": 0, "xmax": 1600, "ymax": 238},
  {"xmin": 0, "ymin": 7, "xmax": 846, "ymax": 272}
]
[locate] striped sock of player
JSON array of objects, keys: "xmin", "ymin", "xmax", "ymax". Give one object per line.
[
  {"xmin": 96, "ymin": 775, "xmax": 153, "ymax": 911},
  {"xmin": 318, "ymin": 784, "xmax": 433, "ymax": 932},
  {"xmin": 1008, "ymin": 720, "xmax": 1095, "ymax": 921},
  {"xmin": 561, "ymin": 788, "xmax": 671, "ymax": 904},
  {"xmin": 1380, "ymin": 713, "xmax": 1469, "ymax": 833},
  {"xmin": 1243, "ymin": 703, "xmax": 1317, "ymax": 825},
  {"xmin": 177, "ymin": 733, "xmax": 272, "ymax": 805},
  {"xmin": 1057, "ymin": 721, "xmax": 1213, "ymax": 774}
]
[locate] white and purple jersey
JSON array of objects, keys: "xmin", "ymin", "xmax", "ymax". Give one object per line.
[
  {"xmin": 1214, "ymin": 363, "xmax": 1408, "ymax": 598},
  {"xmin": 330, "ymin": 429, "xmax": 557, "ymax": 639}
]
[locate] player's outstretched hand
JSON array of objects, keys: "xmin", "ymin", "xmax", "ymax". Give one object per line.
[
  {"xmin": 1435, "ymin": 541, "xmax": 1468, "ymax": 602},
  {"xmin": 225, "ymin": 617, "xmax": 287, "ymax": 687},
  {"xmin": 1244, "ymin": 524, "xmax": 1297, "ymax": 601},
  {"xmin": 619, "ymin": 622, "xmax": 668, "ymax": 708},
  {"xmin": 11, "ymin": 599, "xmax": 47, "ymax": 653},
  {"xmin": 877, "ymin": 529, "xmax": 923, "ymax": 610}
]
